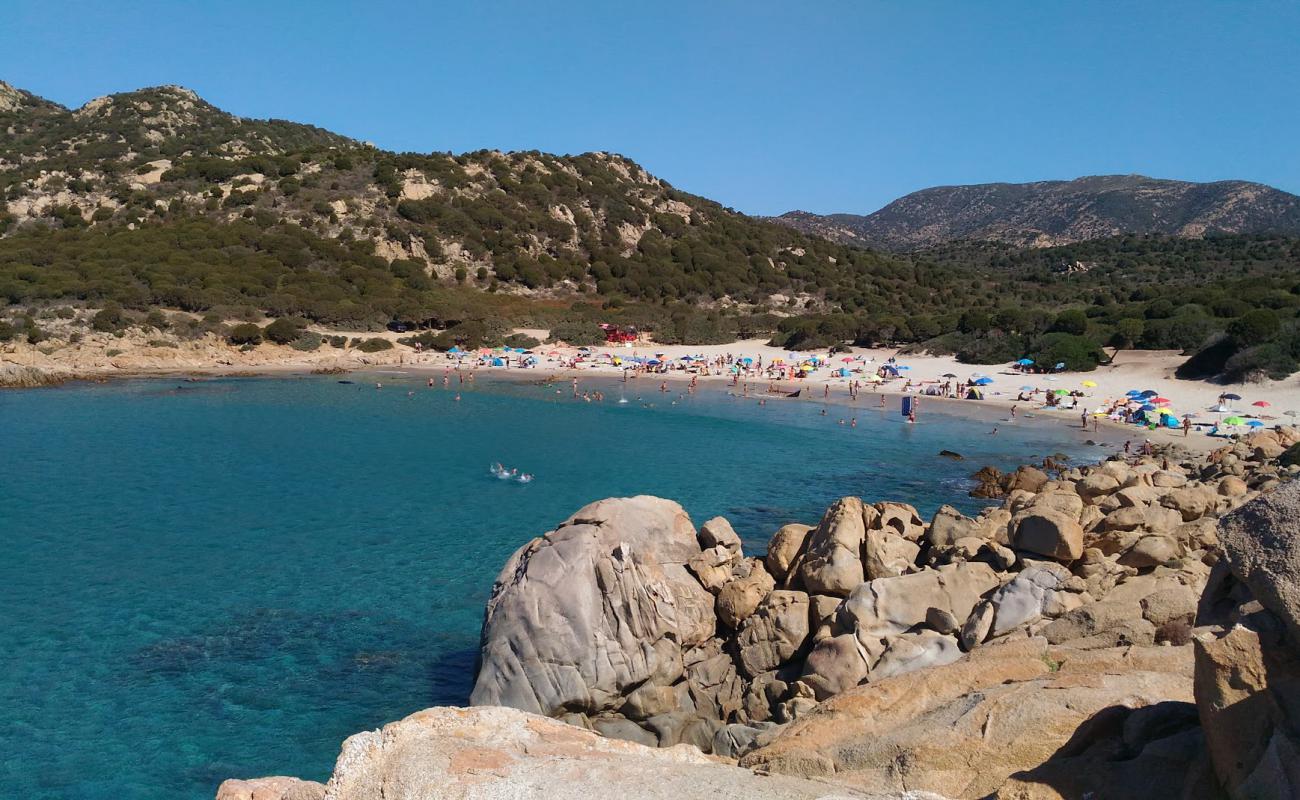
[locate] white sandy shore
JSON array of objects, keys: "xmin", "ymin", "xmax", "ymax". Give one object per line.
[{"xmin": 6, "ymin": 331, "xmax": 1298, "ymax": 453}]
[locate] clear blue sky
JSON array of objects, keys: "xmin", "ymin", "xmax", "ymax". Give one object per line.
[{"xmin": 3, "ymin": 1, "xmax": 1298, "ymax": 215}]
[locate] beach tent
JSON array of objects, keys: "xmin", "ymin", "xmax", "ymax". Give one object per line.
[
  {"xmin": 448, "ymin": 345, "xmax": 463, "ymax": 354},
  {"xmin": 1054, "ymin": 362, "xmax": 1066, "ymax": 371},
  {"xmin": 491, "ymin": 357, "xmax": 505, "ymax": 366},
  {"xmin": 965, "ymin": 387, "xmax": 985, "ymax": 400}
]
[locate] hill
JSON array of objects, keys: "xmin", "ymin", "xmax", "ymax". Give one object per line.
[
  {"xmin": 775, "ymin": 175, "xmax": 1300, "ymax": 250},
  {"xmin": 1, "ymin": 81, "xmax": 1298, "ymax": 381}
]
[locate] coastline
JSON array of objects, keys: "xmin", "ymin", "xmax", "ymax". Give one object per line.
[{"xmin": 6, "ymin": 333, "xmax": 1295, "ymax": 456}]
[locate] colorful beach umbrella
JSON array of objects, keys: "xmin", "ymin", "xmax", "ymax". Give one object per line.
[
  {"xmin": 1223, "ymin": 416, "xmax": 1245, "ymax": 425},
  {"xmin": 1247, "ymin": 420, "xmax": 1266, "ymax": 427},
  {"xmin": 1222, "ymin": 393, "xmax": 1242, "ymax": 401},
  {"xmin": 1252, "ymin": 401, "xmax": 1271, "ymax": 408},
  {"xmin": 1081, "ymin": 380, "xmax": 1097, "ymax": 387},
  {"xmin": 1015, "ymin": 358, "xmax": 1033, "ymax": 365}
]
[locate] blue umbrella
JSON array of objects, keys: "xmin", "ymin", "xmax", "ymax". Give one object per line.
[
  {"xmin": 1140, "ymin": 403, "xmax": 1157, "ymax": 411},
  {"xmin": 974, "ymin": 377, "xmax": 994, "ymax": 386},
  {"xmin": 1020, "ymin": 385, "xmax": 1034, "ymax": 391},
  {"xmin": 1247, "ymin": 420, "xmax": 1265, "ymax": 427},
  {"xmin": 1139, "ymin": 390, "xmax": 1158, "ymax": 398},
  {"xmin": 1016, "ymin": 358, "xmax": 1033, "ymax": 365},
  {"xmin": 897, "ymin": 365, "xmax": 911, "ymax": 370}
]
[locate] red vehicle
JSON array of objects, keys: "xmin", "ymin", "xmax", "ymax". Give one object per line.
[{"xmin": 600, "ymin": 323, "xmax": 638, "ymax": 344}]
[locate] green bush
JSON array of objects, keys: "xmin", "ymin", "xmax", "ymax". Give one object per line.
[
  {"xmin": 545, "ymin": 320, "xmax": 606, "ymax": 346},
  {"xmin": 1222, "ymin": 343, "xmax": 1298, "ymax": 383},
  {"xmin": 1228, "ymin": 309, "xmax": 1281, "ymax": 347},
  {"xmin": 263, "ymin": 317, "xmax": 306, "ymax": 345},
  {"xmin": 290, "ymin": 332, "xmax": 322, "ymax": 351},
  {"xmin": 326, "ymin": 335, "xmax": 348, "ymax": 349},
  {"xmin": 92, "ymin": 303, "xmax": 126, "ymax": 332},
  {"xmin": 227, "ymin": 322, "xmax": 263, "ymax": 345},
  {"xmin": 356, "ymin": 337, "xmax": 393, "ymax": 352},
  {"xmin": 502, "ymin": 333, "xmax": 541, "ymax": 349},
  {"xmin": 0, "ymin": 321, "xmax": 15, "ymax": 342},
  {"xmin": 1025, "ymin": 333, "xmax": 1104, "ymax": 372}
]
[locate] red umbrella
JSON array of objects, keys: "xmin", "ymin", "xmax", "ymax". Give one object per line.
[
  {"xmin": 1153, "ymin": 397, "xmax": 1171, "ymax": 404},
  {"xmin": 1253, "ymin": 400, "xmax": 1271, "ymax": 407},
  {"xmin": 841, "ymin": 357, "xmax": 854, "ymax": 363}
]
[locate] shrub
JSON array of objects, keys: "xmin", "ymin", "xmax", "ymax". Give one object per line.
[
  {"xmin": 1228, "ymin": 309, "xmax": 1282, "ymax": 347},
  {"xmin": 356, "ymin": 337, "xmax": 393, "ymax": 352},
  {"xmin": 263, "ymin": 317, "xmax": 306, "ymax": 345},
  {"xmin": 144, "ymin": 310, "xmax": 169, "ymax": 331},
  {"xmin": 502, "ymin": 333, "xmax": 540, "ymax": 349},
  {"xmin": 326, "ymin": 335, "xmax": 348, "ymax": 349},
  {"xmin": 1221, "ymin": 343, "xmax": 1298, "ymax": 383},
  {"xmin": 1025, "ymin": 333, "xmax": 1103, "ymax": 372},
  {"xmin": 92, "ymin": 303, "xmax": 126, "ymax": 332},
  {"xmin": 545, "ymin": 321, "xmax": 606, "ymax": 347},
  {"xmin": 26, "ymin": 326, "xmax": 48, "ymax": 344},
  {"xmin": 227, "ymin": 323, "xmax": 263, "ymax": 345},
  {"xmin": 290, "ymin": 332, "xmax": 323, "ymax": 351},
  {"xmin": 0, "ymin": 321, "xmax": 15, "ymax": 342}
]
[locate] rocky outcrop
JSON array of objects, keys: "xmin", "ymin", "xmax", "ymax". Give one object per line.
[
  {"xmin": 470, "ymin": 496, "xmax": 715, "ymax": 716},
  {"xmin": 741, "ymin": 638, "xmax": 1196, "ymax": 798},
  {"xmin": 1194, "ymin": 480, "xmax": 1300, "ymax": 799},
  {"xmin": 313, "ymin": 705, "xmax": 945, "ymax": 799},
  {"xmin": 221, "ymin": 431, "xmax": 1300, "ymax": 800},
  {"xmin": 466, "ymin": 432, "xmax": 1297, "ymax": 753}
]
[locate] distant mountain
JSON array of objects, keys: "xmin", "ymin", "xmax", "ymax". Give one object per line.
[{"xmin": 775, "ymin": 175, "xmax": 1300, "ymax": 250}]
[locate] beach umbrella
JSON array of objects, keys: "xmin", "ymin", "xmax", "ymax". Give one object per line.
[
  {"xmin": 1247, "ymin": 420, "xmax": 1266, "ymax": 427},
  {"xmin": 1053, "ymin": 389, "xmax": 1069, "ymax": 396},
  {"xmin": 1286, "ymin": 411, "xmax": 1299, "ymax": 418},
  {"xmin": 897, "ymin": 365, "xmax": 911, "ymax": 370},
  {"xmin": 1223, "ymin": 416, "xmax": 1245, "ymax": 425},
  {"xmin": 1152, "ymin": 397, "xmax": 1171, "ymax": 405},
  {"xmin": 1252, "ymin": 400, "xmax": 1271, "ymax": 407},
  {"xmin": 1082, "ymin": 380, "xmax": 1097, "ymax": 387},
  {"xmin": 841, "ymin": 357, "xmax": 854, "ymax": 363},
  {"xmin": 1140, "ymin": 403, "xmax": 1157, "ymax": 411},
  {"xmin": 741, "ymin": 357, "xmax": 753, "ymax": 364},
  {"xmin": 1015, "ymin": 358, "xmax": 1034, "ymax": 365},
  {"xmin": 974, "ymin": 377, "xmax": 994, "ymax": 386},
  {"xmin": 1222, "ymin": 393, "xmax": 1242, "ymax": 401},
  {"xmin": 1020, "ymin": 385, "xmax": 1035, "ymax": 391},
  {"xmin": 942, "ymin": 373, "xmax": 957, "ymax": 378},
  {"xmin": 1139, "ymin": 390, "xmax": 1158, "ymax": 398}
]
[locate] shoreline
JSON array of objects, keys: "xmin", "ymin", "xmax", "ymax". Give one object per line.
[{"xmin": 7, "ymin": 335, "xmax": 1294, "ymax": 456}]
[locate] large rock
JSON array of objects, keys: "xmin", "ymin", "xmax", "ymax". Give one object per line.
[
  {"xmin": 716, "ymin": 559, "xmax": 775, "ymax": 628},
  {"xmin": 1194, "ymin": 482, "xmax": 1300, "ymax": 799},
  {"xmin": 800, "ymin": 632, "xmax": 870, "ymax": 700},
  {"xmin": 735, "ymin": 590, "xmax": 810, "ymax": 678},
  {"xmin": 764, "ymin": 523, "xmax": 811, "ymax": 582},
  {"xmin": 840, "ymin": 563, "xmax": 1000, "ymax": 660},
  {"xmin": 863, "ymin": 528, "xmax": 920, "ymax": 579},
  {"xmin": 216, "ymin": 778, "xmax": 325, "ymax": 800},
  {"xmin": 1013, "ymin": 509, "xmax": 1083, "ymax": 562},
  {"xmin": 798, "ymin": 496, "xmax": 871, "ymax": 596},
  {"xmin": 742, "ymin": 638, "xmax": 1194, "ymax": 799},
  {"xmin": 471, "ymin": 497, "xmax": 715, "ymax": 715},
  {"xmin": 315, "ymin": 705, "xmax": 935, "ymax": 800},
  {"xmin": 1214, "ymin": 480, "xmax": 1300, "ymax": 641},
  {"xmin": 988, "ymin": 564, "xmax": 1073, "ymax": 638}
]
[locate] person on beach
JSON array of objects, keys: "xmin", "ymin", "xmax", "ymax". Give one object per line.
[
  {"xmin": 878, "ymin": 394, "xmax": 886, "ymax": 408},
  {"xmin": 989, "ymin": 427, "xmax": 998, "ymax": 435},
  {"xmin": 1081, "ymin": 411, "xmax": 1089, "ymax": 429},
  {"xmin": 1011, "ymin": 405, "xmax": 1017, "ymax": 418},
  {"xmin": 1183, "ymin": 416, "xmax": 1192, "ymax": 437}
]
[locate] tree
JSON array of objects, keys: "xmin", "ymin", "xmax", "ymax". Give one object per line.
[
  {"xmin": 1228, "ymin": 309, "xmax": 1281, "ymax": 347},
  {"xmin": 1050, "ymin": 309, "xmax": 1088, "ymax": 336},
  {"xmin": 1110, "ymin": 318, "xmax": 1144, "ymax": 349}
]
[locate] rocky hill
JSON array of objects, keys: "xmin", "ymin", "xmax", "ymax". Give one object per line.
[
  {"xmin": 0, "ymin": 80, "xmax": 917, "ymax": 325},
  {"xmin": 776, "ymin": 175, "xmax": 1300, "ymax": 250}
]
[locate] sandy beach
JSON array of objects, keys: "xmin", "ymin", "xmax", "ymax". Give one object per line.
[{"xmin": 5, "ymin": 329, "xmax": 1298, "ymax": 453}]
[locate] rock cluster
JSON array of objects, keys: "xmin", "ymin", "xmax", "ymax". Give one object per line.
[
  {"xmin": 469, "ymin": 427, "xmax": 1300, "ymax": 759},
  {"xmin": 220, "ymin": 427, "xmax": 1300, "ymax": 800}
]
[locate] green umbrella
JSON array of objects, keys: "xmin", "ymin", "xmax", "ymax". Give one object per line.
[{"xmin": 1223, "ymin": 416, "xmax": 1246, "ymax": 425}]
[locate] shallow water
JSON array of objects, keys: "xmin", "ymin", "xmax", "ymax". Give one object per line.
[{"xmin": 0, "ymin": 374, "xmax": 1109, "ymax": 799}]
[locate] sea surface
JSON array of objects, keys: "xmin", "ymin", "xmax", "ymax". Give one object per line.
[{"xmin": 0, "ymin": 374, "xmax": 1111, "ymax": 800}]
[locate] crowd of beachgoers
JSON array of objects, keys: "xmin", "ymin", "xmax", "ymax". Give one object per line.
[{"xmin": 402, "ymin": 338, "xmax": 1296, "ymax": 450}]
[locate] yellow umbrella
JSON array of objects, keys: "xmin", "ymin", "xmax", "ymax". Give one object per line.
[{"xmin": 1081, "ymin": 380, "xmax": 1097, "ymax": 388}]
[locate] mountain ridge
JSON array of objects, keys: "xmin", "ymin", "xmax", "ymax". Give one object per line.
[{"xmin": 773, "ymin": 174, "xmax": 1300, "ymax": 250}]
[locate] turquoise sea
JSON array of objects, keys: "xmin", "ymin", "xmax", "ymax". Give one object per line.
[{"xmin": 0, "ymin": 374, "xmax": 1111, "ymax": 799}]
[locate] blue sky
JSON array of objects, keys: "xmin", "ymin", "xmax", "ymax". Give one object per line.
[{"xmin": 3, "ymin": 1, "xmax": 1297, "ymax": 215}]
